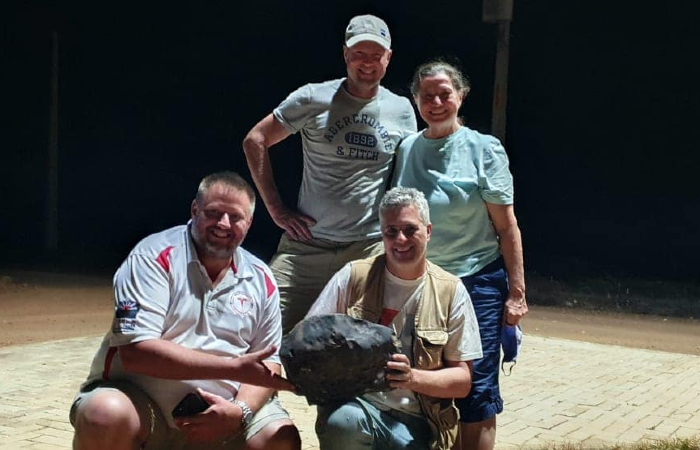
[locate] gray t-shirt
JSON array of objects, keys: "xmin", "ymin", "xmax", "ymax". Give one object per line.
[{"xmin": 273, "ymin": 78, "xmax": 417, "ymax": 242}]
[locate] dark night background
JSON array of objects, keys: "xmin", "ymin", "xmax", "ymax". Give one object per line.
[{"xmin": 2, "ymin": 1, "xmax": 699, "ymax": 282}]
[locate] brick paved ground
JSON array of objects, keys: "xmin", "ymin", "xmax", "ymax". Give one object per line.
[{"xmin": 1, "ymin": 335, "xmax": 698, "ymax": 449}]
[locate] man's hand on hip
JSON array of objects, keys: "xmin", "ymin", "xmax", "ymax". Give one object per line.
[{"xmin": 270, "ymin": 207, "xmax": 316, "ymax": 242}]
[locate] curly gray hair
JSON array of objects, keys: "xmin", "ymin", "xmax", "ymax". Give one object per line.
[{"xmin": 379, "ymin": 187, "xmax": 430, "ymax": 225}]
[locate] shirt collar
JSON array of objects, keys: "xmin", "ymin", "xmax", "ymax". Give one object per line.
[{"xmin": 230, "ymin": 247, "xmax": 254, "ymax": 280}]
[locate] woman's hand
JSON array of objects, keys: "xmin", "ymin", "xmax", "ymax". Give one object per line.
[{"xmin": 504, "ymin": 295, "xmax": 528, "ymax": 326}]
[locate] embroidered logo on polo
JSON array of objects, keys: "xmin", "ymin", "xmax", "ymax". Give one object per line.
[{"xmin": 230, "ymin": 292, "xmax": 254, "ymax": 316}]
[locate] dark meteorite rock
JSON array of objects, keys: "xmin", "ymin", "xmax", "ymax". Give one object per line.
[{"xmin": 280, "ymin": 314, "xmax": 400, "ymax": 405}]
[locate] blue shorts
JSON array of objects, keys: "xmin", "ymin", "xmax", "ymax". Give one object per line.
[{"xmin": 455, "ymin": 257, "xmax": 508, "ymax": 423}]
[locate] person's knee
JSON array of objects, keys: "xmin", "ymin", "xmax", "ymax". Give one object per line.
[
  {"xmin": 316, "ymin": 402, "xmax": 370, "ymax": 441},
  {"xmin": 456, "ymin": 418, "xmax": 497, "ymax": 450},
  {"xmin": 73, "ymin": 390, "xmax": 143, "ymax": 448},
  {"xmin": 246, "ymin": 420, "xmax": 300, "ymax": 450}
]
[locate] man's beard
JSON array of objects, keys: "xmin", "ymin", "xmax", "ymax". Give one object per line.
[
  {"xmin": 199, "ymin": 240, "xmax": 235, "ymax": 260},
  {"xmin": 191, "ymin": 225, "xmax": 238, "ymax": 260}
]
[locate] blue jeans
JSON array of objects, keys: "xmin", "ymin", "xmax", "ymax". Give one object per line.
[
  {"xmin": 456, "ymin": 257, "xmax": 508, "ymax": 422},
  {"xmin": 316, "ymin": 398, "xmax": 430, "ymax": 450}
]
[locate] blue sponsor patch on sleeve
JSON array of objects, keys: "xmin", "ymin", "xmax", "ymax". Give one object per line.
[{"xmin": 115, "ymin": 299, "xmax": 140, "ymax": 319}]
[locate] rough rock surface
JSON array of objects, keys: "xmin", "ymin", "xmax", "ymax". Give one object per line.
[{"xmin": 280, "ymin": 314, "xmax": 400, "ymax": 405}]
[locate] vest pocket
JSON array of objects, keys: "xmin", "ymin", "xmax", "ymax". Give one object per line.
[
  {"xmin": 414, "ymin": 330, "xmax": 448, "ymax": 370},
  {"xmin": 423, "ymin": 399, "xmax": 459, "ymax": 450}
]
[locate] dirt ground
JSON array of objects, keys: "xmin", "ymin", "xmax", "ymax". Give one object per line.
[{"xmin": 1, "ymin": 271, "xmax": 699, "ymax": 355}]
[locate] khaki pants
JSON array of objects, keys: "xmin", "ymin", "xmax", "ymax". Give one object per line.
[{"xmin": 270, "ymin": 233, "xmax": 384, "ymax": 333}]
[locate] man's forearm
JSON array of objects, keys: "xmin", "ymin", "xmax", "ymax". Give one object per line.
[
  {"xmin": 119, "ymin": 339, "xmax": 264, "ymax": 381},
  {"xmin": 120, "ymin": 339, "xmax": 238, "ymax": 378},
  {"xmin": 409, "ymin": 366, "xmax": 472, "ymax": 399},
  {"xmin": 234, "ymin": 362, "xmax": 280, "ymax": 412},
  {"xmin": 243, "ymin": 138, "xmax": 285, "ymax": 215},
  {"xmin": 242, "ymin": 114, "xmax": 292, "ymax": 217}
]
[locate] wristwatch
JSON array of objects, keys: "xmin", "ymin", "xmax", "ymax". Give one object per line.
[{"xmin": 232, "ymin": 399, "xmax": 254, "ymax": 428}]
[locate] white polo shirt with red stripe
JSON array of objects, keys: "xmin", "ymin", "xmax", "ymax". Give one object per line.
[{"xmin": 81, "ymin": 223, "xmax": 282, "ymax": 426}]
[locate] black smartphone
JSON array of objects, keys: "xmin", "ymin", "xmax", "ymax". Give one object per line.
[{"xmin": 172, "ymin": 392, "xmax": 209, "ymax": 418}]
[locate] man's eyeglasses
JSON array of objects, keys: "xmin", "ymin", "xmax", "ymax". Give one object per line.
[{"xmin": 382, "ymin": 225, "xmax": 420, "ymax": 239}]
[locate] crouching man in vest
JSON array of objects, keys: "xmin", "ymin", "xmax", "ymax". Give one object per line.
[{"xmin": 306, "ymin": 187, "xmax": 483, "ymax": 450}]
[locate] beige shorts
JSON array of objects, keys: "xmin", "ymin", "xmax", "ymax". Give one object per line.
[
  {"xmin": 70, "ymin": 381, "xmax": 291, "ymax": 449},
  {"xmin": 270, "ymin": 233, "xmax": 384, "ymax": 333}
]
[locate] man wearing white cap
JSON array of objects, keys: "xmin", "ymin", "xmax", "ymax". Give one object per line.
[{"xmin": 243, "ymin": 14, "xmax": 417, "ymax": 333}]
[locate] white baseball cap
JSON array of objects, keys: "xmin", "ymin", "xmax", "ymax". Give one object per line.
[{"xmin": 345, "ymin": 14, "xmax": 391, "ymax": 50}]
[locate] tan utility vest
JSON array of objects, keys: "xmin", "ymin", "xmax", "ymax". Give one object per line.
[{"xmin": 346, "ymin": 254, "xmax": 461, "ymax": 450}]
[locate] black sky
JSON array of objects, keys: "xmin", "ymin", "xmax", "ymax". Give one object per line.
[{"xmin": 2, "ymin": 1, "xmax": 699, "ymax": 280}]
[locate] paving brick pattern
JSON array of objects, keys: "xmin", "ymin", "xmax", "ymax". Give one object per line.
[{"xmin": 1, "ymin": 335, "xmax": 698, "ymax": 449}]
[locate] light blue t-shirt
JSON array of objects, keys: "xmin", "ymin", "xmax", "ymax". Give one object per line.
[{"xmin": 393, "ymin": 126, "xmax": 514, "ymax": 277}]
